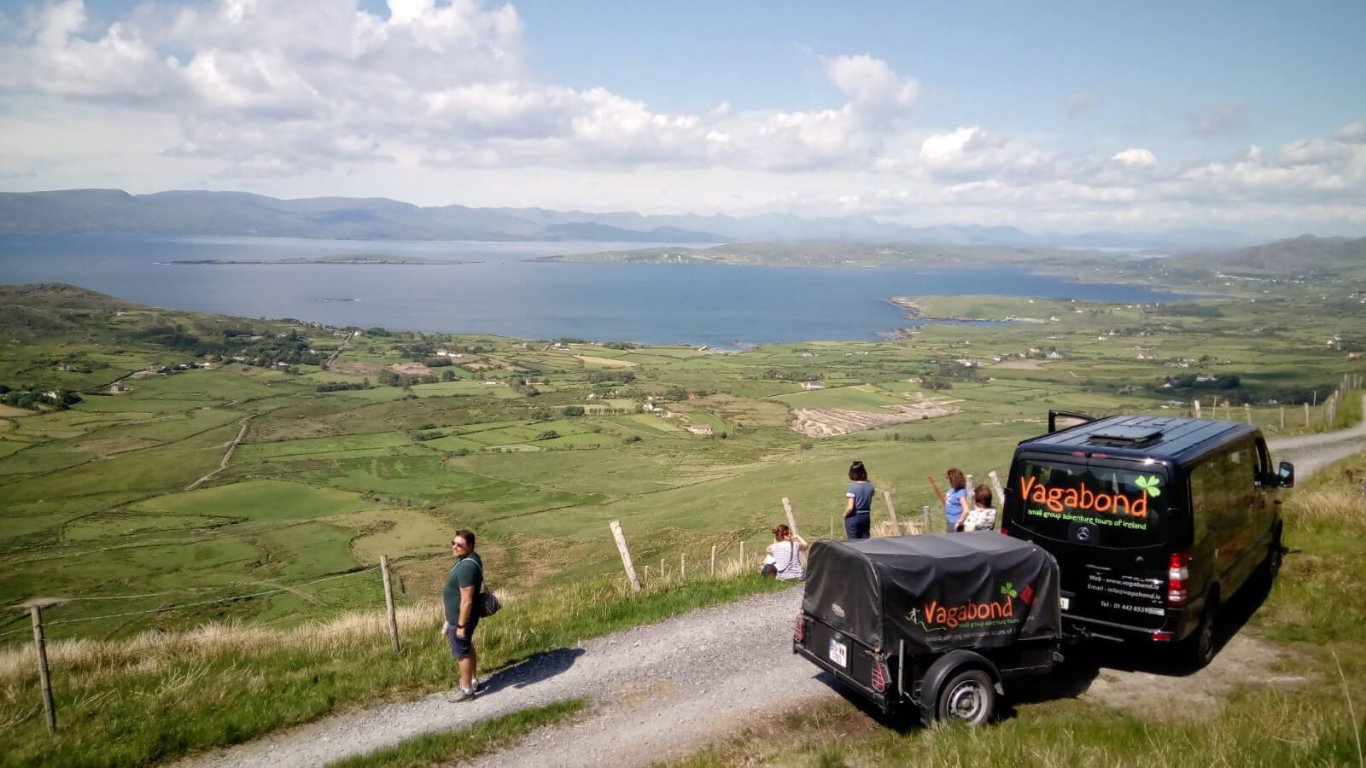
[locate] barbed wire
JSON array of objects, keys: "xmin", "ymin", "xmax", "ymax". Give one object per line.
[{"xmin": 0, "ymin": 567, "xmax": 378, "ymax": 639}]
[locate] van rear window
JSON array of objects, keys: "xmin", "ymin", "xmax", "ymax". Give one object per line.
[{"xmin": 1011, "ymin": 460, "xmax": 1169, "ymax": 548}]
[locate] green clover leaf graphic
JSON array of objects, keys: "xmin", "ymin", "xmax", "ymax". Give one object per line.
[
  {"xmin": 1135, "ymin": 475, "xmax": 1162, "ymax": 497},
  {"xmin": 1000, "ymin": 582, "xmax": 1018, "ymax": 599}
]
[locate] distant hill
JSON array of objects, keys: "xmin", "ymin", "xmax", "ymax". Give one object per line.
[
  {"xmin": 0, "ymin": 189, "xmax": 1265, "ymax": 248},
  {"xmin": 0, "ymin": 190, "xmax": 726, "ymax": 243},
  {"xmin": 1171, "ymin": 234, "xmax": 1366, "ymax": 275}
]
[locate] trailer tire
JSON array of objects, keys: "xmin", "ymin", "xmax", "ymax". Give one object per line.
[{"xmin": 930, "ymin": 668, "xmax": 996, "ymax": 726}]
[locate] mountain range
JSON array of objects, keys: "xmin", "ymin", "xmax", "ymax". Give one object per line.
[{"xmin": 0, "ymin": 189, "xmax": 1273, "ymax": 250}]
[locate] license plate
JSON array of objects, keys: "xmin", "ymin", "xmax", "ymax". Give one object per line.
[
  {"xmin": 828, "ymin": 637, "xmax": 848, "ymax": 668},
  {"xmin": 1060, "ymin": 596, "xmax": 1071, "ymax": 611}
]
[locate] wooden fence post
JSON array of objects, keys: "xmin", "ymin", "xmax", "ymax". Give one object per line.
[
  {"xmin": 28, "ymin": 603, "xmax": 56, "ymax": 733},
  {"xmin": 710, "ymin": 545, "xmax": 716, "ymax": 577},
  {"xmin": 380, "ymin": 555, "xmax": 400, "ymax": 653},
  {"xmin": 609, "ymin": 521, "xmax": 642, "ymax": 592},
  {"xmin": 1305, "ymin": 402, "xmax": 1311, "ymax": 427},
  {"xmin": 1280, "ymin": 406, "xmax": 1285, "ymax": 431},
  {"xmin": 882, "ymin": 490, "xmax": 900, "ymax": 534},
  {"xmin": 680, "ymin": 553, "xmax": 686, "ymax": 580},
  {"xmin": 922, "ymin": 505, "xmax": 932, "ymax": 534},
  {"xmin": 1193, "ymin": 399, "xmax": 1201, "ymax": 418},
  {"xmin": 1244, "ymin": 403, "xmax": 1252, "ymax": 424},
  {"xmin": 782, "ymin": 497, "xmax": 800, "ymax": 540},
  {"xmin": 987, "ymin": 471, "xmax": 1005, "ymax": 510},
  {"xmin": 739, "ymin": 541, "xmax": 745, "ymax": 572}
]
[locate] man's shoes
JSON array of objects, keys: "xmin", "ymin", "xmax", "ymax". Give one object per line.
[
  {"xmin": 446, "ymin": 686, "xmax": 476, "ymax": 703},
  {"xmin": 474, "ymin": 678, "xmax": 486, "ymax": 694}
]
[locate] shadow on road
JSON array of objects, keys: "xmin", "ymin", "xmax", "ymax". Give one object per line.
[{"xmin": 482, "ymin": 647, "xmax": 586, "ymax": 695}]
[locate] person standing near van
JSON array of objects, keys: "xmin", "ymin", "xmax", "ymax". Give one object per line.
[
  {"xmin": 844, "ymin": 461, "xmax": 874, "ymax": 539},
  {"xmin": 944, "ymin": 468, "xmax": 969, "ymax": 533},
  {"xmin": 443, "ymin": 528, "xmax": 483, "ymax": 702}
]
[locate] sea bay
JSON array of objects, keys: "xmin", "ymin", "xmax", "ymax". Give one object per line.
[{"xmin": 0, "ymin": 235, "xmax": 1187, "ymax": 346}]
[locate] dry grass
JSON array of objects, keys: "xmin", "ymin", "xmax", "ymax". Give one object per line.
[
  {"xmin": 0, "ymin": 602, "xmax": 443, "ymax": 684},
  {"xmin": 1286, "ymin": 486, "xmax": 1366, "ymax": 531}
]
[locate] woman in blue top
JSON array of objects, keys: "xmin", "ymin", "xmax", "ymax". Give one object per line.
[
  {"xmin": 944, "ymin": 467, "xmax": 969, "ymax": 532},
  {"xmin": 843, "ymin": 460, "xmax": 874, "ymax": 539}
]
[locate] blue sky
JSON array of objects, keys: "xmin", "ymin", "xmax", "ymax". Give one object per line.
[{"xmin": 3, "ymin": 0, "xmax": 1365, "ymax": 236}]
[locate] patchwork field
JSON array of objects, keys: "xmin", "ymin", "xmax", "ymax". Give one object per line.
[{"xmin": 0, "ymin": 279, "xmax": 1361, "ymax": 647}]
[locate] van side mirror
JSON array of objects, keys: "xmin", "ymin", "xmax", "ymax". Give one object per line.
[{"xmin": 1277, "ymin": 461, "xmax": 1295, "ymax": 488}]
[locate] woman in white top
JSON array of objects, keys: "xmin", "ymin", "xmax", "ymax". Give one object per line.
[
  {"xmin": 959, "ymin": 484, "xmax": 998, "ymax": 532},
  {"xmin": 766, "ymin": 523, "xmax": 809, "ymax": 580}
]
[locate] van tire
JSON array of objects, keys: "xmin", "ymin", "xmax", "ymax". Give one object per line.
[
  {"xmin": 931, "ymin": 668, "xmax": 996, "ymax": 725},
  {"xmin": 1262, "ymin": 529, "xmax": 1283, "ymax": 584},
  {"xmin": 1184, "ymin": 597, "xmax": 1218, "ymax": 669}
]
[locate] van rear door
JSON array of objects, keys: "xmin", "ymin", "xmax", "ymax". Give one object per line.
[{"xmin": 1006, "ymin": 455, "xmax": 1172, "ymax": 632}]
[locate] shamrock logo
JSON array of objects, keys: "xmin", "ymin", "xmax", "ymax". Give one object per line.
[
  {"xmin": 1135, "ymin": 475, "xmax": 1162, "ymax": 497},
  {"xmin": 1000, "ymin": 582, "xmax": 1018, "ymax": 599}
]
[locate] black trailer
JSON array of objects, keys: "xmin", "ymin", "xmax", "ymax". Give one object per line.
[{"xmin": 793, "ymin": 533, "xmax": 1062, "ymax": 725}]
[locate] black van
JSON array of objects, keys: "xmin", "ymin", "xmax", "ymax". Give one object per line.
[{"xmin": 1001, "ymin": 412, "xmax": 1293, "ymax": 666}]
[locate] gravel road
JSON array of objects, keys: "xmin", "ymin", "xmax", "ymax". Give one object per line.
[
  {"xmin": 1267, "ymin": 395, "xmax": 1366, "ymax": 476},
  {"xmin": 177, "ymin": 588, "xmax": 826, "ymax": 768},
  {"xmin": 175, "ymin": 401, "xmax": 1363, "ymax": 768}
]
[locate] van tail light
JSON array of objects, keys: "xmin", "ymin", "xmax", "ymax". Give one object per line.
[
  {"xmin": 794, "ymin": 615, "xmax": 805, "ymax": 644},
  {"xmin": 1167, "ymin": 552, "xmax": 1190, "ymax": 606},
  {"xmin": 871, "ymin": 658, "xmax": 888, "ymax": 693},
  {"xmin": 1152, "ymin": 631, "xmax": 1173, "ymax": 642},
  {"xmin": 999, "ymin": 526, "xmax": 1009, "ymax": 537}
]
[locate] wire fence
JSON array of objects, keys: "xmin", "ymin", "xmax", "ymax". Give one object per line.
[{"xmin": 1, "ymin": 566, "xmax": 378, "ymax": 640}]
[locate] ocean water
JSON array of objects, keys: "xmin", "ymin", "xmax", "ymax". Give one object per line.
[{"xmin": 0, "ymin": 236, "xmax": 1187, "ymax": 346}]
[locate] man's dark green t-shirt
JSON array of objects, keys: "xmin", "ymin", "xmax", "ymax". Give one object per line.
[{"xmin": 443, "ymin": 552, "xmax": 484, "ymax": 625}]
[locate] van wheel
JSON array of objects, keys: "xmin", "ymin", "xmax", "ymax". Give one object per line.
[
  {"xmin": 1184, "ymin": 599, "xmax": 1218, "ymax": 669},
  {"xmin": 1262, "ymin": 532, "xmax": 1283, "ymax": 583},
  {"xmin": 932, "ymin": 668, "xmax": 996, "ymax": 725}
]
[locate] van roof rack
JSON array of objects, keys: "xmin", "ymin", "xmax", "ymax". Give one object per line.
[{"xmin": 1088, "ymin": 425, "xmax": 1164, "ymax": 445}]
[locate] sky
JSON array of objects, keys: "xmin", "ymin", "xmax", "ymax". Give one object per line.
[{"xmin": 2, "ymin": 0, "xmax": 1365, "ymax": 236}]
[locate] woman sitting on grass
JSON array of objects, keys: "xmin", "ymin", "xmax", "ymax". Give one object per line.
[
  {"xmin": 959, "ymin": 484, "xmax": 998, "ymax": 532},
  {"xmin": 762, "ymin": 523, "xmax": 809, "ymax": 580}
]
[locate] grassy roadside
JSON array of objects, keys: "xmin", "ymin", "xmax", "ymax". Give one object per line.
[
  {"xmin": 324, "ymin": 698, "xmax": 587, "ymax": 768},
  {"xmin": 0, "ymin": 575, "xmax": 789, "ymax": 768},
  {"xmin": 659, "ymin": 452, "xmax": 1366, "ymax": 768}
]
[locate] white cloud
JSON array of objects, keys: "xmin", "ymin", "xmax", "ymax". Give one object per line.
[
  {"xmin": 0, "ymin": 1, "xmax": 1363, "ymax": 234},
  {"xmin": 1111, "ymin": 148, "xmax": 1156, "ymax": 167}
]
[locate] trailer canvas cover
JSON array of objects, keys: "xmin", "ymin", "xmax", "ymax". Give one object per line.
[{"xmin": 802, "ymin": 534, "xmax": 1061, "ymax": 655}]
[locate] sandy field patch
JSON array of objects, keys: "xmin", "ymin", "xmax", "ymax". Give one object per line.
[
  {"xmin": 790, "ymin": 398, "xmax": 961, "ymax": 437},
  {"xmin": 0, "ymin": 405, "xmax": 31, "ymax": 417},
  {"xmin": 387, "ymin": 362, "xmax": 433, "ymax": 376}
]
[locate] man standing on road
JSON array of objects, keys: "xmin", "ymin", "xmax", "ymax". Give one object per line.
[{"xmin": 443, "ymin": 528, "xmax": 483, "ymax": 702}]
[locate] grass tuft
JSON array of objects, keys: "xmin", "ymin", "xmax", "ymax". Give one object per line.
[{"xmin": 324, "ymin": 698, "xmax": 586, "ymax": 768}]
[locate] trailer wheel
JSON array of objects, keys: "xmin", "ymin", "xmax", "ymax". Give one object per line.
[{"xmin": 932, "ymin": 668, "xmax": 996, "ymax": 725}]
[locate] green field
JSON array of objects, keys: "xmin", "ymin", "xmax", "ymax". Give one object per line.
[
  {"xmin": 0, "ymin": 270, "xmax": 1362, "ymax": 765},
  {"xmin": 3, "ymin": 279, "xmax": 1360, "ymax": 639}
]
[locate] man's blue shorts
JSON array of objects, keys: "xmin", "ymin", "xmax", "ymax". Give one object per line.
[{"xmin": 447, "ymin": 620, "xmax": 478, "ymax": 659}]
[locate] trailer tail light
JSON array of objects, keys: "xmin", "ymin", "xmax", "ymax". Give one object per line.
[
  {"xmin": 794, "ymin": 615, "xmax": 805, "ymax": 644},
  {"xmin": 871, "ymin": 659, "xmax": 888, "ymax": 693},
  {"xmin": 1167, "ymin": 552, "xmax": 1190, "ymax": 606}
]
